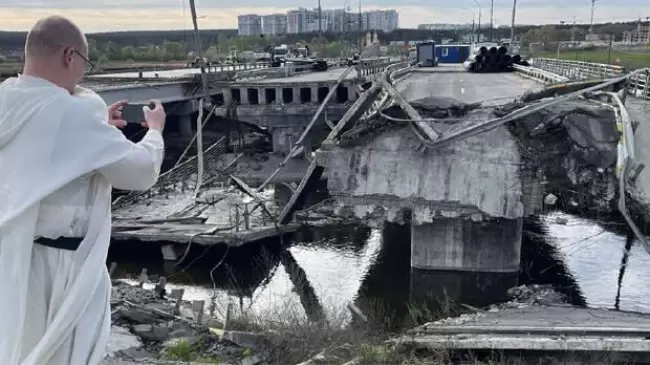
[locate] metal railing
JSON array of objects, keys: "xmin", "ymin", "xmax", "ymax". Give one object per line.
[
  {"xmin": 112, "ymin": 137, "xmax": 228, "ymax": 209},
  {"xmin": 356, "ymin": 57, "xmax": 394, "ymax": 78},
  {"xmin": 531, "ymin": 58, "xmax": 626, "ymax": 80},
  {"xmin": 532, "ymin": 58, "xmax": 650, "ymax": 100},
  {"xmin": 629, "ymin": 68, "xmax": 650, "ymax": 100},
  {"xmin": 232, "ymin": 57, "xmax": 395, "ymax": 81},
  {"xmin": 512, "ymin": 64, "xmax": 570, "ymax": 84}
]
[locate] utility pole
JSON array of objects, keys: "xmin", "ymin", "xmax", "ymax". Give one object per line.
[
  {"xmin": 490, "ymin": 0, "xmax": 494, "ymax": 41},
  {"xmin": 589, "ymin": 0, "xmax": 597, "ymax": 33},
  {"xmin": 358, "ymin": 1, "xmax": 363, "ymax": 52},
  {"xmin": 188, "ymin": 0, "xmax": 210, "ymax": 101},
  {"xmin": 510, "ymin": 0, "xmax": 517, "ymax": 41},
  {"xmin": 474, "ymin": 0, "xmax": 482, "ymax": 42},
  {"xmin": 318, "ymin": 0, "xmax": 322, "ymax": 38},
  {"xmin": 607, "ymin": 33, "xmax": 613, "ymax": 64}
]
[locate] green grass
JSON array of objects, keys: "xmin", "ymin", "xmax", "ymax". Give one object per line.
[
  {"xmin": 159, "ymin": 338, "xmax": 224, "ymax": 364},
  {"xmin": 535, "ymin": 49, "xmax": 650, "ymax": 70}
]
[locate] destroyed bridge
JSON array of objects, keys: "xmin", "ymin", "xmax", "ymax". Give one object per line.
[{"xmin": 106, "ymin": 56, "xmax": 650, "ymax": 306}]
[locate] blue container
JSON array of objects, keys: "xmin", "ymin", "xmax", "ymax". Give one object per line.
[{"xmin": 435, "ymin": 44, "xmax": 471, "ymax": 64}]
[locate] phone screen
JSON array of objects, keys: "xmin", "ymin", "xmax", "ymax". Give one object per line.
[{"xmin": 121, "ymin": 104, "xmax": 146, "ymax": 124}]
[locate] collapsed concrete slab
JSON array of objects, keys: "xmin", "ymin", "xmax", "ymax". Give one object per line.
[{"xmin": 314, "ymin": 95, "xmax": 620, "ymax": 306}]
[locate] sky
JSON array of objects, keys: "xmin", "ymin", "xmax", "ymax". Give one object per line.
[{"xmin": 0, "ymin": 0, "xmax": 648, "ymax": 32}]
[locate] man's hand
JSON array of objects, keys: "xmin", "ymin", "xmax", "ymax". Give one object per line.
[
  {"xmin": 108, "ymin": 100, "xmax": 128, "ymax": 128},
  {"xmin": 142, "ymin": 100, "xmax": 166, "ymax": 132}
]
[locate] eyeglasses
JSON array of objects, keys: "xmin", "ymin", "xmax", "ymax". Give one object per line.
[{"xmin": 72, "ymin": 49, "xmax": 94, "ymax": 73}]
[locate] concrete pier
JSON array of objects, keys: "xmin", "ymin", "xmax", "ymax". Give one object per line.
[
  {"xmin": 317, "ymin": 117, "xmax": 526, "ymax": 306},
  {"xmin": 410, "ymin": 218, "xmax": 522, "ymax": 305}
]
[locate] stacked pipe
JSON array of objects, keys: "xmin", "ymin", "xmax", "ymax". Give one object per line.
[{"xmin": 464, "ymin": 45, "xmax": 529, "ymax": 73}]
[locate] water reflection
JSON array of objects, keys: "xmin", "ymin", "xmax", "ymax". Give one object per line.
[
  {"xmin": 109, "ymin": 211, "xmax": 650, "ymax": 328},
  {"xmin": 543, "ymin": 211, "xmax": 650, "ymax": 313}
]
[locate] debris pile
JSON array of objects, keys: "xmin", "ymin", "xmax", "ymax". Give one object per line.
[
  {"xmin": 108, "ymin": 281, "xmax": 261, "ymax": 364},
  {"xmin": 496, "ymin": 284, "xmax": 569, "ymax": 310}
]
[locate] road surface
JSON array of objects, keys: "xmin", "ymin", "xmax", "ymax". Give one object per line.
[{"xmin": 396, "ymin": 64, "xmax": 543, "ymax": 106}]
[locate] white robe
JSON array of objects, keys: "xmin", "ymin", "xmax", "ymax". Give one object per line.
[{"xmin": 0, "ymin": 75, "xmax": 165, "ymax": 364}]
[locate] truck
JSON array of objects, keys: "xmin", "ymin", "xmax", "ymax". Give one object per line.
[
  {"xmin": 416, "ymin": 41, "xmax": 437, "ymax": 67},
  {"xmin": 272, "ymin": 44, "xmax": 289, "ymax": 62}
]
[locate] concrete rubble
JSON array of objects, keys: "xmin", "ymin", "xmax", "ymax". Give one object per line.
[
  {"xmin": 317, "ymin": 94, "xmax": 621, "ymax": 223},
  {"xmin": 106, "ymin": 281, "xmax": 264, "ymax": 365}
]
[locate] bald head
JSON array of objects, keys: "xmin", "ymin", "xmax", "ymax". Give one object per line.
[{"xmin": 25, "ymin": 16, "xmax": 87, "ymax": 60}]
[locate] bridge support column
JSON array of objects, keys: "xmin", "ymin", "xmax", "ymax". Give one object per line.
[
  {"xmin": 240, "ymin": 88, "xmax": 249, "ymax": 105},
  {"xmin": 179, "ymin": 115, "xmax": 193, "ymax": 141},
  {"xmin": 292, "ymin": 88, "xmax": 301, "ymax": 105},
  {"xmin": 310, "ymin": 86, "xmax": 318, "ymax": 103},
  {"xmin": 347, "ymin": 85, "xmax": 357, "ymax": 102},
  {"xmin": 275, "ymin": 87, "xmax": 283, "ymax": 104},
  {"xmin": 410, "ymin": 217, "xmax": 522, "ymax": 307},
  {"xmin": 223, "ymin": 88, "xmax": 233, "ymax": 105},
  {"xmin": 258, "ymin": 88, "xmax": 266, "ymax": 105}
]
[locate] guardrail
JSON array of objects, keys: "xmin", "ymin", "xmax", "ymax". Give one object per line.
[
  {"xmin": 532, "ymin": 58, "xmax": 650, "ymax": 100},
  {"xmin": 629, "ymin": 68, "xmax": 650, "ymax": 100},
  {"xmin": 232, "ymin": 57, "xmax": 396, "ymax": 82},
  {"xmin": 512, "ymin": 64, "xmax": 570, "ymax": 84},
  {"xmin": 531, "ymin": 58, "xmax": 626, "ymax": 80},
  {"xmin": 356, "ymin": 57, "xmax": 393, "ymax": 78}
]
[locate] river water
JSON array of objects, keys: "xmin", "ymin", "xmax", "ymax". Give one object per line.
[{"xmin": 110, "ymin": 210, "xmax": 650, "ymax": 327}]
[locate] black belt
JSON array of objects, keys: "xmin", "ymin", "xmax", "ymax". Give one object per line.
[{"xmin": 34, "ymin": 237, "xmax": 83, "ymax": 251}]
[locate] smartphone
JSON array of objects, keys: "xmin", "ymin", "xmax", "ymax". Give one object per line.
[{"xmin": 121, "ymin": 103, "xmax": 155, "ymax": 124}]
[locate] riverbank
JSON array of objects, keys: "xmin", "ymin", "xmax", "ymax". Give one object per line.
[{"xmin": 106, "ymin": 273, "xmax": 650, "ymax": 365}]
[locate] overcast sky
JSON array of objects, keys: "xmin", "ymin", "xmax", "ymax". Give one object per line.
[{"xmin": 0, "ymin": 0, "xmax": 647, "ymax": 32}]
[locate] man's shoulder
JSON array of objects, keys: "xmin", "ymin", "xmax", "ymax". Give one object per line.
[{"xmin": 64, "ymin": 90, "xmax": 110, "ymax": 127}]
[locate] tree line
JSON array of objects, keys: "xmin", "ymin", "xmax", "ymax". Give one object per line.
[{"xmin": 0, "ymin": 20, "xmax": 642, "ymax": 62}]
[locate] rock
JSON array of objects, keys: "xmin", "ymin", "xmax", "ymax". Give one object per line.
[
  {"xmin": 504, "ymin": 284, "xmax": 568, "ymax": 308},
  {"xmin": 115, "ymin": 346, "xmax": 153, "ymax": 360},
  {"xmin": 106, "ymin": 326, "xmax": 143, "ymax": 358},
  {"xmin": 222, "ymin": 330, "xmax": 265, "ymax": 350},
  {"xmin": 132, "ymin": 324, "xmax": 171, "ymax": 342},
  {"xmin": 544, "ymin": 193, "xmax": 558, "ymax": 205},
  {"xmin": 555, "ymin": 216, "xmax": 568, "ymax": 225}
]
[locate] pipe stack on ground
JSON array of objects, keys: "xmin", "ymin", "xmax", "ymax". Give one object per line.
[{"xmin": 464, "ymin": 45, "xmax": 529, "ymax": 73}]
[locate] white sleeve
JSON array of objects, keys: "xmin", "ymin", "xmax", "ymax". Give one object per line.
[{"xmin": 98, "ymin": 129, "xmax": 165, "ymax": 191}]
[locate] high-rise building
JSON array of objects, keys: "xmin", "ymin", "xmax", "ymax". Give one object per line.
[
  {"xmin": 238, "ymin": 14, "xmax": 262, "ymax": 36},
  {"xmin": 241, "ymin": 8, "xmax": 399, "ymax": 36},
  {"xmin": 322, "ymin": 9, "xmax": 347, "ymax": 33},
  {"xmin": 286, "ymin": 9, "xmax": 304, "ymax": 34},
  {"xmin": 365, "ymin": 10, "xmax": 398, "ymax": 33},
  {"xmin": 262, "ymin": 14, "xmax": 288, "ymax": 36}
]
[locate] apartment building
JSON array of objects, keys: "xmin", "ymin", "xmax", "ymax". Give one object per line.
[
  {"xmin": 623, "ymin": 23, "xmax": 650, "ymax": 44},
  {"xmin": 262, "ymin": 14, "xmax": 288, "ymax": 36},
  {"xmin": 238, "ymin": 14, "xmax": 262, "ymax": 36},
  {"xmin": 241, "ymin": 8, "xmax": 399, "ymax": 36}
]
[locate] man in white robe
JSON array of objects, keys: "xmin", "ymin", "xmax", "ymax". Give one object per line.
[{"xmin": 0, "ymin": 16, "xmax": 167, "ymax": 364}]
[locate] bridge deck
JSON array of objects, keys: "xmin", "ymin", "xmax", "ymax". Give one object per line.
[
  {"xmin": 236, "ymin": 67, "xmax": 354, "ymax": 84},
  {"xmin": 398, "ymin": 64, "xmax": 543, "ymax": 105},
  {"xmin": 396, "ymin": 305, "xmax": 650, "ymax": 354},
  {"xmin": 87, "ymin": 65, "xmax": 241, "ymax": 80}
]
